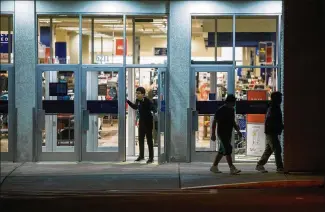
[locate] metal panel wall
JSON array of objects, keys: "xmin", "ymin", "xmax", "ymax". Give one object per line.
[
  {"xmin": 36, "ymin": 0, "xmax": 168, "ymax": 14},
  {"xmin": 0, "ymin": 1, "xmax": 14, "ymax": 12}
]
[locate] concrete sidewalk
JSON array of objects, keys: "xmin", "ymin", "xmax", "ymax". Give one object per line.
[{"xmin": 1, "ymin": 162, "xmax": 324, "ymax": 195}]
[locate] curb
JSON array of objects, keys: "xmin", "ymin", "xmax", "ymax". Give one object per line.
[{"xmin": 182, "ymin": 180, "xmax": 325, "ymax": 190}]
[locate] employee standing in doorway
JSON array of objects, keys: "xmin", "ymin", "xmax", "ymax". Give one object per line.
[
  {"xmin": 127, "ymin": 87, "xmax": 157, "ymax": 164},
  {"xmin": 210, "ymin": 94, "xmax": 242, "ymax": 175},
  {"xmin": 256, "ymin": 91, "xmax": 284, "ymax": 173}
]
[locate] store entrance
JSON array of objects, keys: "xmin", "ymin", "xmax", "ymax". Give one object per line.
[
  {"xmin": 126, "ymin": 68, "xmax": 168, "ymax": 164},
  {"xmin": 81, "ymin": 67, "xmax": 125, "ymax": 161},
  {"xmin": 189, "ymin": 64, "xmax": 235, "ymax": 162},
  {"xmin": 35, "ymin": 65, "xmax": 80, "ymax": 161},
  {"xmin": 0, "ymin": 66, "xmax": 14, "ymax": 161}
]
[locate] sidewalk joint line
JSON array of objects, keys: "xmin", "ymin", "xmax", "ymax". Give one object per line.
[{"xmin": 0, "ymin": 162, "xmax": 26, "ymax": 188}]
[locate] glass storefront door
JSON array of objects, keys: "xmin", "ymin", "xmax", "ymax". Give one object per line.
[
  {"xmin": 36, "ymin": 65, "xmax": 80, "ymax": 161},
  {"xmin": 81, "ymin": 66, "xmax": 125, "ymax": 161},
  {"xmin": 0, "ymin": 65, "xmax": 15, "ymax": 161},
  {"xmin": 125, "ymin": 67, "xmax": 168, "ymax": 163},
  {"xmin": 157, "ymin": 68, "xmax": 167, "ymax": 164},
  {"xmin": 189, "ymin": 64, "xmax": 235, "ymax": 162}
]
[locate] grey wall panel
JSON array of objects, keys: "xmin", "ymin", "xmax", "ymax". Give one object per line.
[
  {"xmin": 0, "ymin": 0, "xmax": 14, "ymax": 12},
  {"xmin": 36, "ymin": 0, "xmax": 168, "ymax": 14},
  {"xmin": 177, "ymin": 1, "xmax": 282, "ymax": 15},
  {"xmin": 14, "ymin": 1, "xmax": 36, "ymax": 161}
]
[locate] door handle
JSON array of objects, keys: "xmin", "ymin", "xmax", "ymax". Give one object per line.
[
  {"xmin": 37, "ymin": 109, "xmax": 45, "ymax": 131},
  {"xmin": 192, "ymin": 110, "xmax": 199, "ymax": 131},
  {"xmin": 82, "ymin": 110, "xmax": 90, "ymax": 131}
]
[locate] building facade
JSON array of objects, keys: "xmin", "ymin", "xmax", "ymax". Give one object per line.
[{"xmin": 4, "ymin": 1, "xmax": 313, "ymax": 170}]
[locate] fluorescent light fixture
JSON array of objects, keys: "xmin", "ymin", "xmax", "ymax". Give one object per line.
[
  {"xmin": 94, "ymin": 20, "xmax": 121, "ymax": 23},
  {"xmin": 60, "ymin": 27, "xmax": 87, "ymax": 31},
  {"xmin": 150, "ymin": 35, "xmax": 167, "ymax": 38},
  {"xmin": 102, "ymin": 24, "xmax": 124, "ymax": 28},
  {"xmin": 39, "ymin": 19, "xmax": 62, "ymax": 23}
]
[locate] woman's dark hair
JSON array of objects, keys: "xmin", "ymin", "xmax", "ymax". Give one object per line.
[
  {"xmin": 271, "ymin": 91, "xmax": 282, "ymax": 102},
  {"xmin": 136, "ymin": 87, "xmax": 146, "ymax": 94}
]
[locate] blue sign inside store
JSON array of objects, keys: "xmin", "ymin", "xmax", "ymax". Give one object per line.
[{"xmin": 0, "ymin": 34, "xmax": 13, "ymax": 53}]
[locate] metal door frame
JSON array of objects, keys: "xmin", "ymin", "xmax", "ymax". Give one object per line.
[
  {"xmin": 0, "ymin": 65, "xmax": 16, "ymax": 161},
  {"xmin": 157, "ymin": 68, "xmax": 168, "ymax": 164},
  {"xmin": 35, "ymin": 64, "xmax": 80, "ymax": 161},
  {"xmin": 81, "ymin": 66, "xmax": 126, "ymax": 161},
  {"xmin": 188, "ymin": 64, "xmax": 235, "ymax": 162}
]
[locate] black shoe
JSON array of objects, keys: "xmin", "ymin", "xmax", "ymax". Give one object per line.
[
  {"xmin": 146, "ymin": 158, "xmax": 154, "ymax": 164},
  {"xmin": 135, "ymin": 157, "xmax": 144, "ymax": 162}
]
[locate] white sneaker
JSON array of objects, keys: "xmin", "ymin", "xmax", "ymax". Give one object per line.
[
  {"xmin": 210, "ymin": 166, "xmax": 222, "ymax": 173},
  {"xmin": 230, "ymin": 166, "xmax": 241, "ymax": 175},
  {"xmin": 256, "ymin": 165, "xmax": 268, "ymax": 173}
]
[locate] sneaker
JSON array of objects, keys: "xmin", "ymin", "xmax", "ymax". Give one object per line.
[
  {"xmin": 210, "ymin": 166, "xmax": 222, "ymax": 173},
  {"xmin": 230, "ymin": 166, "xmax": 241, "ymax": 175},
  {"xmin": 256, "ymin": 165, "xmax": 268, "ymax": 173},
  {"xmin": 135, "ymin": 157, "xmax": 145, "ymax": 162},
  {"xmin": 276, "ymin": 168, "xmax": 285, "ymax": 174},
  {"xmin": 146, "ymin": 158, "xmax": 154, "ymax": 164}
]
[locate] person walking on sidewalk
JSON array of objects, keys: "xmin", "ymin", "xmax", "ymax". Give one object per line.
[
  {"xmin": 256, "ymin": 91, "xmax": 284, "ymax": 173},
  {"xmin": 210, "ymin": 94, "xmax": 242, "ymax": 175},
  {"xmin": 127, "ymin": 87, "xmax": 156, "ymax": 164}
]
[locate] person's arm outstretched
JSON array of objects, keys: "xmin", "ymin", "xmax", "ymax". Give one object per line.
[{"xmin": 126, "ymin": 99, "xmax": 138, "ymax": 110}]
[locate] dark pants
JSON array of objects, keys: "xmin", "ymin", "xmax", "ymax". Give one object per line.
[
  {"xmin": 258, "ymin": 134, "xmax": 283, "ymax": 169},
  {"xmin": 138, "ymin": 121, "xmax": 153, "ymax": 159}
]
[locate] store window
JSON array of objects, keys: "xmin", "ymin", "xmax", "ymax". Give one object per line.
[
  {"xmin": 195, "ymin": 71, "xmax": 228, "ymax": 151},
  {"xmin": 191, "ymin": 16, "xmax": 233, "ymax": 62},
  {"xmin": 37, "ymin": 15, "xmax": 80, "ymax": 64},
  {"xmin": 235, "ymin": 16, "xmax": 278, "ymax": 66},
  {"xmin": 82, "ymin": 16, "xmax": 124, "ymax": 64},
  {"xmin": 126, "ymin": 16, "xmax": 168, "ymax": 65},
  {"xmin": 0, "ymin": 15, "xmax": 13, "ymax": 64},
  {"xmin": 235, "ymin": 68, "xmax": 278, "ymax": 100},
  {"xmin": 234, "ymin": 67, "xmax": 278, "ymax": 161},
  {"xmin": 0, "ymin": 70, "xmax": 9, "ymax": 152}
]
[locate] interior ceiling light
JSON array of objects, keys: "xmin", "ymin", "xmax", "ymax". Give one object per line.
[
  {"xmin": 60, "ymin": 27, "xmax": 86, "ymax": 31},
  {"xmin": 39, "ymin": 19, "xmax": 62, "ymax": 23},
  {"xmin": 102, "ymin": 24, "xmax": 124, "ymax": 28},
  {"xmin": 150, "ymin": 35, "xmax": 167, "ymax": 38},
  {"xmin": 94, "ymin": 20, "xmax": 121, "ymax": 23}
]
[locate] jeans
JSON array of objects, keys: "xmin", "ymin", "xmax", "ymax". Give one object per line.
[{"xmin": 257, "ymin": 134, "xmax": 284, "ymax": 169}]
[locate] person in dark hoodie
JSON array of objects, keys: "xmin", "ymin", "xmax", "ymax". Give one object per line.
[
  {"xmin": 256, "ymin": 91, "xmax": 284, "ymax": 173},
  {"xmin": 127, "ymin": 87, "xmax": 156, "ymax": 164}
]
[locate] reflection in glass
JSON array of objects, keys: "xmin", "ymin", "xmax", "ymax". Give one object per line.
[
  {"xmin": 38, "ymin": 16, "xmax": 79, "ymax": 64},
  {"xmin": 82, "ymin": 16, "xmax": 124, "ymax": 64},
  {"xmin": 191, "ymin": 16, "xmax": 233, "ymax": 62},
  {"xmin": 42, "ymin": 71, "xmax": 75, "ymax": 152},
  {"xmin": 234, "ymin": 67, "xmax": 277, "ymax": 161},
  {"xmin": 126, "ymin": 16, "xmax": 168, "ymax": 64},
  {"xmin": 86, "ymin": 71, "xmax": 119, "ymax": 152},
  {"xmin": 126, "ymin": 68, "xmax": 159, "ymax": 158},
  {"xmin": 235, "ymin": 16, "xmax": 277, "ymax": 66},
  {"xmin": 0, "ymin": 15, "xmax": 13, "ymax": 64},
  {"xmin": 195, "ymin": 72, "xmax": 227, "ymax": 151},
  {"xmin": 0, "ymin": 71, "xmax": 9, "ymax": 152}
]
